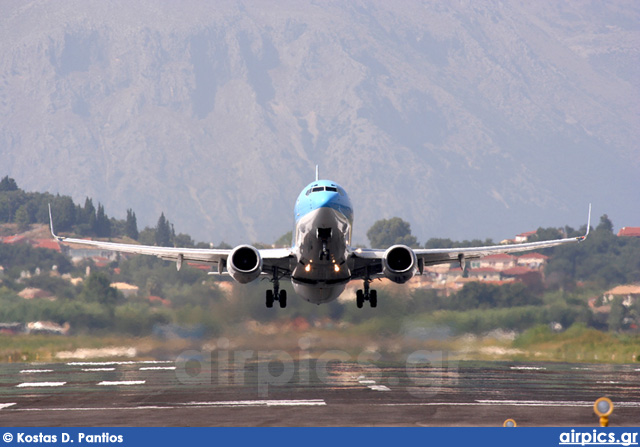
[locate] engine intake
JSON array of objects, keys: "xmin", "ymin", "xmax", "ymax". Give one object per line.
[
  {"xmin": 227, "ymin": 245, "xmax": 263, "ymax": 284},
  {"xmin": 382, "ymin": 245, "xmax": 417, "ymax": 284}
]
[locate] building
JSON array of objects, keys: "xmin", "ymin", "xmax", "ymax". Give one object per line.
[
  {"xmin": 515, "ymin": 231, "xmax": 537, "ymax": 243},
  {"xmin": 603, "ymin": 285, "xmax": 640, "ymax": 307},
  {"xmin": 471, "ymin": 253, "xmax": 517, "ymax": 271},
  {"xmin": 618, "ymin": 227, "xmax": 640, "ymax": 238},
  {"xmin": 517, "ymin": 253, "xmax": 549, "ymax": 270},
  {"xmin": 467, "ymin": 268, "xmax": 502, "ymax": 282},
  {"xmin": 110, "ymin": 282, "xmax": 139, "ymax": 298}
]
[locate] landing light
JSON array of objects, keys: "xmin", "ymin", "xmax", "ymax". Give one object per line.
[
  {"xmin": 305, "ymin": 264, "xmax": 311, "ymax": 273},
  {"xmin": 334, "ymin": 264, "xmax": 340, "ymax": 273}
]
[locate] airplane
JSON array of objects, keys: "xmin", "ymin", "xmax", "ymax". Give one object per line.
[{"xmin": 49, "ymin": 170, "xmax": 591, "ymax": 309}]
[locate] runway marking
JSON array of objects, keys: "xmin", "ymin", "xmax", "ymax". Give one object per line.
[
  {"xmin": 0, "ymin": 403, "xmax": 17, "ymax": 409},
  {"xmin": 16, "ymin": 382, "xmax": 66, "ymax": 388},
  {"xmin": 14, "ymin": 405, "xmax": 175, "ymax": 412},
  {"xmin": 359, "ymin": 380, "xmax": 376, "ymax": 385},
  {"xmin": 368, "ymin": 385, "xmax": 391, "ymax": 391},
  {"xmin": 139, "ymin": 366, "xmax": 176, "ymax": 371},
  {"xmin": 68, "ymin": 360, "xmax": 173, "ymax": 366},
  {"xmin": 183, "ymin": 399, "xmax": 326, "ymax": 407},
  {"xmin": 382, "ymin": 400, "xmax": 640, "ymax": 408},
  {"xmin": 509, "ymin": 366, "xmax": 547, "ymax": 371},
  {"xmin": 97, "ymin": 380, "xmax": 146, "ymax": 386},
  {"xmin": 20, "ymin": 369, "xmax": 54, "ymax": 374},
  {"xmin": 82, "ymin": 368, "xmax": 116, "ymax": 372}
]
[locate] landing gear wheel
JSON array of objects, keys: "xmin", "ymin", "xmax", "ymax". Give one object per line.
[
  {"xmin": 279, "ymin": 290, "xmax": 287, "ymax": 308},
  {"xmin": 266, "ymin": 290, "xmax": 274, "ymax": 308},
  {"xmin": 356, "ymin": 290, "xmax": 364, "ymax": 308},
  {"xmin": 369, "ymin": 290, "xmax": 377, "ymax": 308}
]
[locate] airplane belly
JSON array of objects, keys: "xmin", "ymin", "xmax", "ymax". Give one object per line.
[
  {"xmin": 292, "ymin": 283, "xmax": 346, "ymax": 304},
  {"xmin": 290, "ymin": 207, "xmax": 351, "ymax": 304}
]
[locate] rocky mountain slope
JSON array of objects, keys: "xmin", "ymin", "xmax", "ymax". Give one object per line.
[{"xmin": 1, "ymin": 0, "xmax": 638, "ymax": 245}]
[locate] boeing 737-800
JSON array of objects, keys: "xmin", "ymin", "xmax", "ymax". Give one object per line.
[{"xmin": 49, "ymin": 172, "xmax": 590, "ymax": 309}]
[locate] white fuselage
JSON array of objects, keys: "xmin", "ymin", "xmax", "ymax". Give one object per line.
[{"xmin": 289, "ymin": 180, "xmax": 354, "ymax": 304}]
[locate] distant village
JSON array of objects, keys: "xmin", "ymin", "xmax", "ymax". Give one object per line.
[{"xmin": 1, "ymin": 224, "xmax": 639, "ymax": 336}]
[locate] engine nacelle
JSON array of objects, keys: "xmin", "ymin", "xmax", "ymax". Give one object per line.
[
  {"xmin": 227, "ymin": 245, "xmax": 263, "ymax": 284},
  {"xmin": 382, "ymin": 245, "xmax": 417, "ymax": 284}
]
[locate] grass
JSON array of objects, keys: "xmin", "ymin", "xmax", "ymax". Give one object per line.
[{"xmin": 2, "ymin": 323, "xmax": 639, "ymax": 365}]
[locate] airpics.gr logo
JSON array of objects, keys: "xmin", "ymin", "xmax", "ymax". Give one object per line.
[{"xmin": 559, "ymin": 430, "xmax": 638, "ymax": 447}]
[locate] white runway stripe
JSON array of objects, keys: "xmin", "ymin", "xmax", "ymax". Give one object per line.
[
  {"xmin": 15, "ymin": 405, "xmax": 175, "ymax": 412},
  {"xmin": 139, "ymin": 366, "xmax": 176, "ymax": 371},
  {"xmin": 383, "ymin": 400, "xmax": 640, "ymax": 408},
  {"xmin": 0, "ymin": 403, "xmax": 17, "ymax": 409},
  {"xmin": 16, "ymin": 382, "xmax": 66, "ymax": 388},
  {"xmin": 82, "ymin": 368, "xmax": 116, "ymax": 372},
  {"xmin": 183, "ymin": 399, "xmax": 326, "ymax": 407},
  {"xmin": 68, "ymin": 360, "xmax": 173, "ymax": 366},
  {"xmin": 97, "ymin": 380, "xmax": 146, "ymax": 386},
  {"xmin": 20, "ymin": 369, "xmax": 54, "ymax": 374},
  {"xmin": 368, "ymin": 385, "xmax": 391, "ymax": 391}
]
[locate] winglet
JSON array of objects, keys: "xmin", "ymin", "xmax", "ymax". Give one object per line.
[
  {"xmin": 577, "ymin": 203, "xmax": 592, "ymax": 241},
  {"xmin": 315, "ymin": 165, "xmax": 319, "ymax": 182},
  {"xmin": 48, "ymin": 204, "xmax": 63, "ymax": 241}
]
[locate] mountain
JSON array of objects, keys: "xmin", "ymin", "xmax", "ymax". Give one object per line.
[{"xmin": 1, "ymin": 0, "xmax": 638, "ymax": 245}]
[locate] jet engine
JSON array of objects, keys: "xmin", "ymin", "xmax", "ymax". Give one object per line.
[
  {"xmin": 227, "ymin": 245, "xmax": 263, "ymax": 284},
  {"xmin": 382, "ymin": 245, "xmax": 417, "ymax": 284}
]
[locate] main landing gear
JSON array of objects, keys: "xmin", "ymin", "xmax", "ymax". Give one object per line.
[
  {"xmin": 266, "ymin": 266, "xmax": 287, "ymax": 308},
  {"xmin": 356, "ymin": 272, "xmax": 377, "ymax": 308}
]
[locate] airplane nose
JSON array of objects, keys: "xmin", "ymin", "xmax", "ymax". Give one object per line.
[{"xmin": 317, "ymin": 191, "xmax": 339, "ymax": 208}]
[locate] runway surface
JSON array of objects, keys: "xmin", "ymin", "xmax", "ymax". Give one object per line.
[{"xmin": 1, "ymin": 356, "xmax": 639, "ymax": 426}]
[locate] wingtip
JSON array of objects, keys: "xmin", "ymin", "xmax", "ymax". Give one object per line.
[
  {"xmin": 48, "ymin": 203, "xmax": 61, "ymax": 240},
  {"xmin": 579, "ymin": 203, "xmax": 592, "ymax": 241}
]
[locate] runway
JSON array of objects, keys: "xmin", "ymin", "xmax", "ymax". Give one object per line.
[{"xmin": 1, "ymin": 357, "xmax": 638, "ymax": 426}]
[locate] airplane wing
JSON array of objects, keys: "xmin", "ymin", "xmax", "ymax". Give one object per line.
[
  {"xmin": 48, "ymin": 205, "xmax": 293, "ymax": 274},
  {"xmin": 350, "ymin": 205, "xmax": 591, "ymax": 276}
]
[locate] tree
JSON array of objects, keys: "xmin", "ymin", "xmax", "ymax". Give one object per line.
[
  {"xmin": 607, "ymin": 297, "xmax": 625, "ymax": 332},
  {"xmin": 95, "ymin": 203, "xmax": 111, "ymax": 237},
  {"xmin": 0, "ymin": 176, "xmax": 18, "ymax": 192},
  {"xmin": 80, "ymin": 271, "xmax": 119, "ymax": 308},
  {"xmin": 155, "ymin": 212, "xmax": 173, "ymax": 247},
  {"xmin": 15, "ymin": 205, "xmax": 30, "ymax": 232},
  {"xmin": 125, "ymin": 209, "xmax": 139, "ymax": 240},
  {"xmin": 366, "ymin": 217, "xmax": 418, "ymax": 249},
  {"xmin": 597, "ymin": 214, "xmax": 614, "ymax": 234},
  {"xmin": 274, "ymin": 231, "xmax": 292, "ymax": 247}
]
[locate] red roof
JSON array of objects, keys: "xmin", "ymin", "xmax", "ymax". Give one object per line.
[
  {"xmin": 516, "ymin": 231, "xmax": 536, "ymax": 238},
  {"xmin": 1, "ymin": 235, "xmax": 27, "ymax": 244},
  {"xmin": 31, "ymin": 239, "xmax": 61, "ymax": 252},
  {"xmin": 502, "ymin": 266, "xmax": 533, "ymax": 276},
  {"xmin": 469, "ymin": 267, "xmax": 500, "ymax": 274},
  {"xmin": 518, "ymin": 253, "xmax": 549, "ymax": 260},
  {"xmin": 148, "ymin": 295, "xmax": 171, "ymax": 307},
  {"xmin": 618, "ymin": 227, "xmax": 640, "ymax": 237}
]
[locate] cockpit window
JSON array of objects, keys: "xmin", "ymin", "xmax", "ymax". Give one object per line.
[
  {"xmin": 306, "ymin": 189, "xmax": 311, "ymax": 196},
  {"xmin": 312, "ymin": 187, "xmax": 324, "ymax": 192},
  {"xmin": 325, "ymin": 187, "xmax": 338, "ymax": 192}
]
